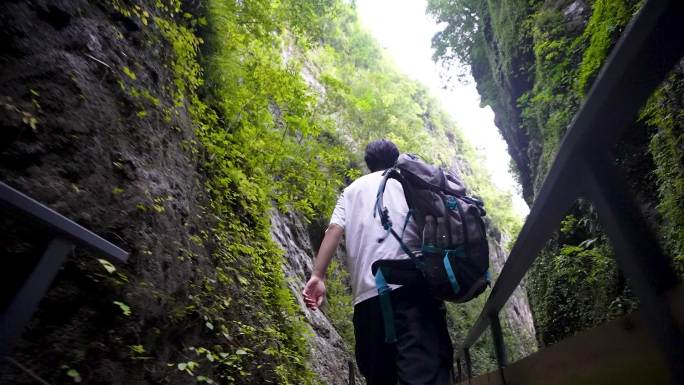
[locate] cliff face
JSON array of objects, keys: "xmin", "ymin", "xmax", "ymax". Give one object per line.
[
  {"xmin": 270, "ymin": 210, "xmax": 359, "ymax": 385},
  {"xmin": 1, "ymin": 1, "xmax": 353, "ymax": 383},
  {"xmin": 1, "ymin": 2, "xmax": 214, "ymax": 383},
  {"xmin": 487, "ymin": 234, "xmax": 537, "ymax": 358},
  {"xmin": 429, "ymin": 0, "xmax": 684, "ymax": 347}
]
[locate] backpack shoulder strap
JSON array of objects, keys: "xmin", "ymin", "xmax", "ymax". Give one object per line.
[
  {"xmin": 374, "ymin": 168, "xmax": 421, "ymax": 266},
  {"xmin": 374, "ymin": 167, "xmax": 403, "ymax": 230}
]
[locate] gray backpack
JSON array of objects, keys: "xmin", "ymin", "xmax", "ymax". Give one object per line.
[{"xmin": 371, "ymin": 154, "xmax": 490, "ymax": 341}]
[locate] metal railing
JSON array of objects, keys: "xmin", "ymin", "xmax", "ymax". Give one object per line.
[
  {"xmin": 0, "ymin": 181, "xmax": 129, "ymax": 360},
  {"xmin": 454, "ymin": 0, "xmax": 684, "ymax": 383}
]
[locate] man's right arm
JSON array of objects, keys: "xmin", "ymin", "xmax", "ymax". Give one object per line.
[{"xmin": 302, "ymin": 224, "xmax": 344, "ymax": 310}]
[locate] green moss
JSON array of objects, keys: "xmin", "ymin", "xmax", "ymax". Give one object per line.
[
  {"xmin": 641, "ymin": 75, "xmax": 684, "ymax": 276},
  {"xmin": 576, "ymin": 0, "xmax": 634, "ymax": 94},
  {"xmin": 517, "ymin": 0, "xmax": 636, "ymax": 189},
  {"xmin": 517, "ymin": 5, "xmax": 582, "ymax": 187},
  {"xmin": 152, "ymin": 2, "xmax": 348, "ymax": 381}
]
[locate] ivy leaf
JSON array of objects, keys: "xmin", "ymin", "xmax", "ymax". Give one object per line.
[
  {"xmin": 98, "ymin": 258, "xmax": 116, "ymax": 274},
  {"xmin": 113, "ymin": 301, "xmax": 131, "ymax": 316},
  {"xmin": 66, "ymin": 368, "xmax": 82, "ymax": 383}
]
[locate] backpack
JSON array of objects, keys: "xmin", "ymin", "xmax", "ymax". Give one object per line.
[{"xmin": 371, "ymin": 153, "xmax": 490, "ymax": 342}]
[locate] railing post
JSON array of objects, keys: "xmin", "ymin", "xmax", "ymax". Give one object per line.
[
  {"xmin": 0, "ymin": 236, "xmax": 74, "ymax": 359},
  {"xmin": 464, "ymin": 348, "xmax": 473, "ymax": 382},
  {"xmin": 583, "ymin": 158, "xmax": 684, "ymax": 383},
  {"xmin": 456, "ymin": 358, "xmax": 462, "ymax": 383},
  {"xmin": 490, "ymin": 313, "xmax": 507, "ymax": 384},
  {"xmin": 348, "ymin": 359, "xmax": 355, "ymax": 385}
]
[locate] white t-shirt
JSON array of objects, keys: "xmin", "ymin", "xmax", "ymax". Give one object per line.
[{"xmin": 329, "ymin": 171, "xmax": 420, "ymax": 305}]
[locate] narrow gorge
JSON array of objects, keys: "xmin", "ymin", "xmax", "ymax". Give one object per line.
[{"xmin": 2, "ymin": 1, "xmax": 537, "ymax": 383}]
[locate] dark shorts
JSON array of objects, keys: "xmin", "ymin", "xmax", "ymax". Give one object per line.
[{"xmin": 353, "ymin": 286, "xmax": 454, "ymax": 385}]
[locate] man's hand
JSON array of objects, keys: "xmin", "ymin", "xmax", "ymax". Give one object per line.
[
  {"xmin": 302, "ymin": 275, "xmax": 326, "ymax": 311},
  {"xmin": 303, "ymin": 223, "xmax": 342, "ymax": 311}
]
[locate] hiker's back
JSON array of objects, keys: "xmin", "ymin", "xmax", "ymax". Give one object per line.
[{"xmin": 330, "ymin": 171, "xmax": 420, "ymax": 304}]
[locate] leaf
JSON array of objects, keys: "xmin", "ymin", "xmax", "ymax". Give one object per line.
[
  {"xmin": 98, "ymin": 258, "xmax": 117, "ymax": 274},
  {"xmin": 66, "ymin": 369, "xmax": 82, "ymax": 383},
  {"xmin": 113, "ymin": 301, "xmax": 131, "ymax": 316},
  {"xmin": 122, "ymin": 66, "xmax": 137, "ymax": 80},
  {"xmin": 235, "ymin": 348, "xmax": 248, "ymax": 355},
  {"xmin": 579, "ymin": 237, "xmax": 598, "ymax": 249}
]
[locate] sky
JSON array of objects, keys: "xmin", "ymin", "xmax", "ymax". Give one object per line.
[{"xmin": 355, "ymin": 0, "xmax": 530, "ymax": 216}]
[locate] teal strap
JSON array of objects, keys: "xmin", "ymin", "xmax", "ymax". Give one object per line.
[
  {"xmin": 375, "ymin": 269, "xmax": 397, "ymax": 343},
  {"xmin": 443, "ymin": 250, "xmax": 461, "ymax": 295}
]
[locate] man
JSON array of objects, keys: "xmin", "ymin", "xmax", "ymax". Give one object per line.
[{"xmin": 302, "ymin": 139, "xmax": 453, "ymax": 385}]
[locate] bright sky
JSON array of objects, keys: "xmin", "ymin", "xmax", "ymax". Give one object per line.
[{"xmin": 356, "ymin": 0, "xmax": 530, "ymax": 217}]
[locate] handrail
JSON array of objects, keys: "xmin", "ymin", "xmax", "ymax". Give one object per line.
[
  {"xmin": 0, "ymin": 181, "xmax": 128, "ymax": 263},
  {"xmin": 454, "ymin": 0, "xmax": 684, "ymax": 383},
  {"xmin": 1, "ymin": 180, "xmax": 129, "ymax": 361}
]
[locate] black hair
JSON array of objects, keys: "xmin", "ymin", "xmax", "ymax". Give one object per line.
[{"xmin": 364, "ymin": 139, "xmax": 399, "ymax": 172}]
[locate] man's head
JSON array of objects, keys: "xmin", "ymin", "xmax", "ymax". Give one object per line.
[{"xmin": 364, "ymin": 139, "xmax": 399, "ymax": 172}]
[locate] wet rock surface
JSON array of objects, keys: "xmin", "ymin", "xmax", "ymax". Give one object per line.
[
  {"xmin": 488, "ymin": 233, "xmax": 537, "ymax": 357},
  {"xmin": 1, "ymin": 1, "xmax": 216, "ymax": 384},
  {"xmin": 271, "ymin": 209, "xmax": 362, "ymax": 385}
]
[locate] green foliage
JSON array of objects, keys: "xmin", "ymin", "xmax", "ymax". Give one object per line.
[
  {"xmin": 202, "ymin": 0, "xmax": 353, "ymax": 221},
  {"xmin": 312, "ymin": 3, "xmax": 522, "ymax": 238},
  {"xmin": 521, "ymin": 5, "xmax": 582, "ymax": 179},
  {"xmin": 520, "ymin": 0, "xmax": 638, "ymax": 186},
  {"xmin": 426, "ymin": 0, "xmax": 482, "ymax": 66},
  {"xmin": 527, "ymin": 201, "xmax": 640, "ymax": 346},
  {"xmin": 576, "ymin": 0, "xmax": 633, "ymax": 94},
  {"xmin": 640, "ymin": 72, "xmax": 684, "ymax": 276},
  {"xmin": 113, "ymin": 300, "xmax": 132, "ymax": 316},
  {"xmin": 323, "ymin": 259, "xmax": 354, "ymax": 349},
  {"xmin": 149, "ymin": 0, "xmax": 356, "ymax": 382},
  {"xmin": 428, "ymin": 0, "xmax": 638, "ymax": 187}
]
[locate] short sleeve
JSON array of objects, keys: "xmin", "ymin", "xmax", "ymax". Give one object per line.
[{"xmin": 329, "ymin": 192, "xmax": 345, "ymax": 229}]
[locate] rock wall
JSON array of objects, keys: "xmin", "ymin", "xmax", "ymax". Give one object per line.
[
  {"xmin": 487, "ymin": 231, "xmax": 537, "ymax": 358},
  {"xmin": 0, "ymin": 1, "xmax": 215, "ymax": 383},
  {"xmin": 0, "ymin": 1, "xmax": 353, "ymax": 383},
  {"xmin": 270, "ymin": 210, "xmax": 359, "ymax": 385}
]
